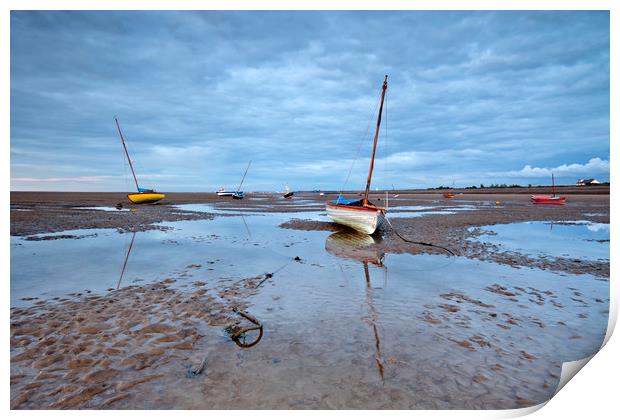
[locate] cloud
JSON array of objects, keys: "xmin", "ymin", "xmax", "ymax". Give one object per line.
[
  {"xmin": 11, "ymin": 176, "xmax": 116, "ymax": 183},
  {"xmin": 489, "ymin": 157, "xmax": 610, "ymax": 178},
  {"xmin": 10, "ymin": 11, "xmax": 610, "ymax": 191}
]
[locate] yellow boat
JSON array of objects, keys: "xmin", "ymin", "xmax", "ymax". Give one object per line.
[
  {"xmin": 115, "ymin": 117, "xmax": 165, "ymax": 205},
  {"xmin": 127, "ymin": 192, "xmax": 166, "ymax": 204}
]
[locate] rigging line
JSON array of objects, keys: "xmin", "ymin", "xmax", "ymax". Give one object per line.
[
  {"xmin": 117, "ymin": 118, "xmax": 130, "ymax": 193},
  {"xmin": 384, "ymin": 216, "xmax": 455, "ymax": 256},
  {"xmin": 382, "ymin": 92, "xmax": 388, "ymax": 194},
  {"xmin": 339, "ymin": 84, "xmax": 383, "ymax": 196}
]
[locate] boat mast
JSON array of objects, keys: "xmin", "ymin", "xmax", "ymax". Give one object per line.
[
  {"xmin": 236, "ymin": 160, "xmax": 252, "ymax": 192},
  {"xmin": 115, "ymin": 117, "xmax": 140, "ymax": 191},
  {"xmin": 364, "ymin": 75, "xmax": 388, "ymax": 205},
  {"xmin": 552, "ymin": 173, "xmax": 555, "ymax": 197}
]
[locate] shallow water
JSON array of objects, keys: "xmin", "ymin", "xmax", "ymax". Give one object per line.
[
  {"xmin": 470, "ymin": 221, "xmax": 610, "ymax": 261},
  {"xmin": 74, "ymin": 206, "xmax": 130, "ymax": 212},
  {"xmin": 10, "ymin": 209, "xmax": 610, "ymax": 409}
]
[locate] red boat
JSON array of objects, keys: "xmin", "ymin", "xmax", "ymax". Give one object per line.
[{"xmin": 531, "ymin": 174, "xmax": 566, "ymax": 205}]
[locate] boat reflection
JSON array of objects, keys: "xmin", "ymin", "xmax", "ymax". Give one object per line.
[
  {"xmin": 117, "ymin": 231, "xmax": 137, "ymax": 289},
  {"xmin": 325, "ymin": 230, "xmax": 385, "ymax": 267},
  {"xmin": 325, "ymin": 230, "xmax": 387, "ymax": 382}
]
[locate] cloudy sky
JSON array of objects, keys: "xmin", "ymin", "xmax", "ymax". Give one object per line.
[{"xmin": 10, "ymin": 11, "xmax": 609, "ymax": 192}]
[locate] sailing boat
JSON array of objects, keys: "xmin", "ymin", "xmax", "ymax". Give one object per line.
[
  {"xmin": 232, "ymin": 160, "xmax": 251, "ymax": 199},
  {"xmin": 531, "ymin": 173, "xmax": 566, "ymax": 205},
  {"xmin": 325, "ymin": 75, "xmax": 388, "ymax": 235},
  {"xmin": 283, "ymin": 184, "xmax": 294, "ymax": 199},
  {"xmin": 115, "ymin": 118, "xmax": 165, "ymax": 204},
  {"xmin": 443, "ymin": 180, "xmax": 456, "ymax": 198}
]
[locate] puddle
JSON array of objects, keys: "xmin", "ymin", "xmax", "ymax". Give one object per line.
[
  {"xmin": 470, "ymin": 221, "xmax": 610, "ymax": 261},
  {"xmin": 174, "ymin": 203, "xmax": 322, "ymax": 216},
  {"xmin": 10, "ymin": 211, "xmax": 610, "ymax": 409},
  {"xmin": 74, "ymin": 206, "xmax": 131, "ymax": 212}
]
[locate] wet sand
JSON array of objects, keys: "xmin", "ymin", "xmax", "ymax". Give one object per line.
[{"xmin": 10, "ymin": 190, "xmax": 610, "ymax": 409}]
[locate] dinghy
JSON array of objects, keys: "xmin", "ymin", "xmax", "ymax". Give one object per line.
[
  {"xmin": 531, "ymin": 173, "xmax": 566, "ymax": 205},
  {"xmin": 326, "ymin": 75, "xmax": 388, "ymax": 235},
  {"xmin": 115, "ymin": 118, "xmax": 165, "ymax": 204},
  {"xmin": 232, "ymin": 161, "xmax": 251, "ymax": 200},
  {"xmin": 283, "ymin": 185, "xmax": 294, "ymax": 199}
]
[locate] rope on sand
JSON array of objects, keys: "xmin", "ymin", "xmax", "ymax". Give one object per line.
[
  {"xmin": 384, "ymin": 216, "xmax": 455, "ymax": 256},
  {"xmin": 227, "ymin": 308, "xmax": 264, "ymax": 348}
]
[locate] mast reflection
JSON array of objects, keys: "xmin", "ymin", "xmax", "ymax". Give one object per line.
[{"xmin": 325, "ymin": 230, "xmax": 387, "ymax": 382}]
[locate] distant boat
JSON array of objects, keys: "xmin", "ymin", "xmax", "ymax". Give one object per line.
[
  {"xmin": 232, "ymin": 160, "xmax": 252, "ymax": 200},
  {"xmin": 531, "ymin": 173, "xmax": 566, "ymax": 205},
  {"xmin": 114, "ymin": 118, "xmax": 165, "ymax": 204},
  {"xmin": 216, "ymin": 188, "xmax": 236, "ymax": 197},
  {"xmin": 443, "ymin": 180, "xmax": 456, "ymax": 198},
  {"xmin": 326, "ymin": 76, "xmax": 388, "ymax": 235},
  {"xmin": 283, "ymin": 184, "xmax": 294, "ymax": 199}
]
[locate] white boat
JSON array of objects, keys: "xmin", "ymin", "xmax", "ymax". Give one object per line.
[
  {"xmin": 217, "ymin": 160, "xmax": 251, "ymax": 199},
  {"xmin": 326, "ymin": 199, "xmax": 385, "ymax": 235},
  {"xmin": 217, "ymin": 188, "xmax": 235, "ymax": 197},
  {"xmin": 326, "ymin": 75, "xmax": 389, "ymax": 235}
]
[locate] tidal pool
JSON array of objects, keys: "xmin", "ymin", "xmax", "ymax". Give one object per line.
[
  {"xmin": 470, "ymin": 221, "xmax": 610, "ymax": 261},
  {"xmin": 10, "ymin": 210, "xmax": 610, "ymax": 409}
]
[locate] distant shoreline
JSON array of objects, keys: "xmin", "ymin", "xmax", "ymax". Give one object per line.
[{"xmin": 10, "ymin": 185, "xmax": 611, "ymax": 196}]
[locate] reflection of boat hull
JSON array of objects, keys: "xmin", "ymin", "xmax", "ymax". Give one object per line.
[
  {"xmin": 325, "ymin": 231, "xmax": 384, "ymax": 266},
  {"xmin": 127, "ymin": 193, "xmax": 165, "ymax": 204},
  {"xmin": 326, "ymin": 203, "xmax": 385, "ymax": 235},
  {"xmin": 531, "ymin": 195, "xmax": 566, "ymax": 205}
]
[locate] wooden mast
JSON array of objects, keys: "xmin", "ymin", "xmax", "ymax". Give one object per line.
[
  {"xmin": 236, "ymin": 160, "xmax": 252, "ymax": 192},
  {"xmin": 552, "ymin": 173, "xmax": 555, "ymax": 197},
  {"xmin": 115, "ymin": 117, "xmax": 140, "ymax": 192},
  {"xmin": 363, "ymin": 75, "xmax": 388, "ymax": 205}
]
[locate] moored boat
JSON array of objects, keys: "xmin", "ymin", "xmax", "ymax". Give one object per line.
[
  {"xmin": 127, "ymin": 191, "xmax": 166, "ymax": 204},
  {"xmin": 283, "ymin": 185, "xmax": 294, "ymax": 198},
  {"xmin": 217, "ymin": 188, "xmax": 236, "ymax": 197},
  {"xmin": 231, "ymin": 161, "xmax": 251, "ymax": 200},
  {"xmin": 531, "ymin": 174, "xmax": 566, "ymax": 205},
  {"xmin": 115, "ymin": 118, "xmax": 165, "ymax": 204},
  {"xmin": 326, "ymin": 75, "xmax": 389, "ymax": 235}
]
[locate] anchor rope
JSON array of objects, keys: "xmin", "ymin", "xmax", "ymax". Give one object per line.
[{"xmin": 384, "ymin": 216, "xmax": 455, "ymax": 256}]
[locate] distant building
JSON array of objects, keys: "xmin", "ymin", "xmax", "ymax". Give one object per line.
[{"xmin": 576, "ymin": 178, "xmax": 601, "ymax": 186}]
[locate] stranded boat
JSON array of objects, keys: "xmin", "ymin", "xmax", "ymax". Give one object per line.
[
  {"xmin": 232, "ymin": 160, "xmax": 252, "ymax": 199},
  {"xmin": 217, "ymin": 160, "xmax": 252, "ymax": 199},
  {"xmin": 114, "ymin": 118, "xmax": 165, "ymax": 204},
  {"xmin": 326, "ymin": 75, "xmax": 388, "ymax": 235},
  {"xmin": 283, "ymin": 185, "xmax": 294, "ymax": 199},
  {"xmin": 531, "ymin": 173, "xmax": 566, "ymax": 205},
  {"xmin": 216, "ymin": 188, "xmax": 236, "ymax": 197}
]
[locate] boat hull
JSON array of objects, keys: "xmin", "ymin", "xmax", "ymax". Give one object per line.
[
  {"xmin": 325, "ymin": 203, "xmax": 385, "ymax": 235},
  {"xmin": 127, "ymin": 193, "xmax": 165, "ymax": 204},
  {"xmin": 531, "ymin": 195, "xmax": 566, "ymax": 205},
  {"xmin": 217, "ymin": 191, "xmax": 235, "ymax": 196}
]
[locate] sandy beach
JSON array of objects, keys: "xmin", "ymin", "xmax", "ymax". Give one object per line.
[{"xmin": 10, "ymin": 190, "xmax": 610, "ymax": 409}]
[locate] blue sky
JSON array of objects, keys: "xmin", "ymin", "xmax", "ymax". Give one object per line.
[{"xmin": 10, "ymin": 11, "xmax": 609, "ymax": 192}]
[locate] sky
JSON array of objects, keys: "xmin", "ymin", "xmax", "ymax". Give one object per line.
[{"xmin": 10, "ymin": 10, "xmax": 610, "ymax": 192}]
